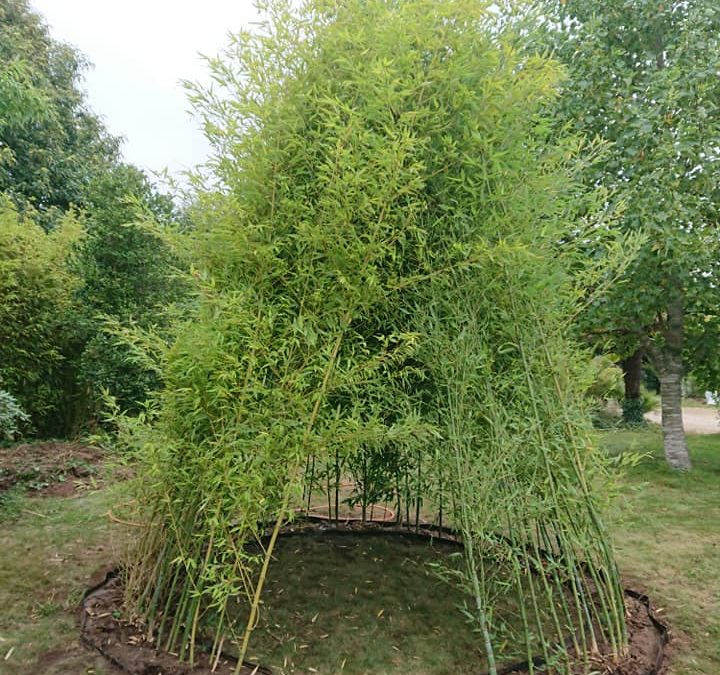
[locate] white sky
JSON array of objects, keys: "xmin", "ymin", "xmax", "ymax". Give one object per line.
[{"xmin": 30, "ymin": 0, "xmax": 261, "ymax": 183}]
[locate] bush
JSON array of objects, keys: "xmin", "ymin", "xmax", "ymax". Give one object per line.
[
  {"xmin": 621, "ymin": 386, "xmax": 658, "ymax": 427},
  {"xmin": 587, "ymin": 355, "xmax": 624, "ymax": 402},
  {"xmin": 0, "ymin": 389, "xmax": 29, "ymax": 441},
  {"xmin": 123, "ymin": 1, "xmax": 628, "ymax": 667},
  {"xmin": 641, "ymin": 386, "xmax": 660, "ymax": 413},
  {"xmin": 78, "ymin": 331, "xmax": 161, "ymax": 416},
  {"xmin": 621, "ymin": 396, "xmax": 646, "ymax": 427},
  {"xmin": 0, "ymin": 200, "xmax": 81, "ymax": 435},
  {"xmin": 72, "ymin": 166, "xmax": 183, "ymax": 419}
]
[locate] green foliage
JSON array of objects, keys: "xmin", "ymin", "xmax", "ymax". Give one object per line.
[
  {"xmin": 0, "ymin": 3, "xmax": 184, "ymax": 434},
  {"xmin": 621, "ymin": 397, "xmax": 646, "ymax": 428},
  {"xmin": 72, "ymin": 165, "xmax": 184, "ymax": 417},
  {"xmin": 121, "ymin": 1, "xmax": 627, "ymax": 672},
  {"xmin": 533, "ymin": 0, "xmax": 720, "ymax": 468},
  {"xmin": 544, "ymin": 0, "xmax": 720, "ymax": 377},
  {"xmin": 0, "ymin": 59, "xmax": 50, "ymax": 130},
  {"xmin": 0, "ymin": 389, "xmax": 29, "ymax": 441},
  {"xmin": 0, "ymin": 200, "xmax": 82, "ymax": 434},
  {"xmin": 0, "ymin": 177, "xmax": 181, "ymax": 433},
  {"xmin": 587, "ymin": 355, "xmax": 624, "ymax": 402},
  {"xmin": 0, "ymin": 0, "xmax": 120, "ymax": 226},
  {"xmin": 640, "ymin": 387, "xmax": 659, "ymax": 415}
]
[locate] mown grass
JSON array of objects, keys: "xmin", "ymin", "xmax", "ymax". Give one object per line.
[
  {"xmin": 598, "ymin": 426, "xmax": 720, "ymax": 675},
  {"xmin": 0, "ymin": 485, "xmax": 129, "ymax": 675},
  {"xmin": 0, "ymin": 428, "xmax": 717, "ymax": 674}
]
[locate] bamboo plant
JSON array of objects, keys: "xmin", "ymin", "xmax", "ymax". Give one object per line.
[{"xmin": 121, "ymin": 1, "xmax": 629, "ymax": 673}]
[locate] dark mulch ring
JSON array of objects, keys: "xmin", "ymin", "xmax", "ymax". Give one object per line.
[
  {"xmin": 0, "ymin": 441, "xmax": 106, "ymax": 496},
  {"xmin": 81, "ymin": 539, "xmax": 669, "ymax": 675},
  {"xmin": 82, "ymin": 573, "xmax": 268, "ymax": 675}
]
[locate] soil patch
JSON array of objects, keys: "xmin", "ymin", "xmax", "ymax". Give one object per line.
[
  {"xmin": 0, "ymin": 441, "xmax": 105, "ymax": 496},
  {"xmin": 23, "ymin": 647, "xmax": 124, "ymax": 675},
  {"xmin": 614, "ymin": 590, "xmax": 668, "ymax": 675}
]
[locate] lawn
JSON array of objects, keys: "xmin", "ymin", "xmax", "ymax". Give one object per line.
[
  {"xmin": 232, "ymin": 533, "xmax": 489, "ymax": 674},
  {"xmin": 0, "ymin": 428, "xmax": 717, "ymax": 674},
  {"xmin": 598, "ymin": 426, "xmax": 720, "ymax": 675},
  {"xmin": 0, "ymin": 485, "xmax": 129, "ymax": 675}
]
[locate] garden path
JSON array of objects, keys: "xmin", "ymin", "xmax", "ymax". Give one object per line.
[{"xmin": 645, "ymin": 405, "xmax": 719, "ymax": 434}]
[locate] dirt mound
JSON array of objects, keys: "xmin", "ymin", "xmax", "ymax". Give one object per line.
[{"xmin": 0, "ymin": 441, "xmax": 105, "ymax": 496}]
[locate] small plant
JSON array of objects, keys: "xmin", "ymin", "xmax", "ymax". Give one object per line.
[
  {"xmin": 0, "ymin": 389, "xmax": 30, "ymax": 442},
  {"xmin": 621, "ymin": 387, "xmax": 658, "ymax": 428},
  {"xmin": 586, "ymin": 356, "xmax": 624, "ymax": 403}
]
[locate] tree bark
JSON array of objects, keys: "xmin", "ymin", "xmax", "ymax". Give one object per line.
[
  {"xmin": 620, "ymin": 349, "xmax": 644, "ymax": 426},
  {"xmin": 657, "ymin": 295, "xmax": 691, "ymax": 470}
]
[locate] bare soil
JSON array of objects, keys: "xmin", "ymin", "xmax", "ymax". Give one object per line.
[
  {"xmin": 82, "ymin": 574, "xmax": 268, "ymax": 675},
  {"xmin": 20, "ymin": 647, "xmax": 124, "ymax": 675},
  {"xmin": 0, "ymin": 441, "xmax": 105, "ymax": 496},
  {"xmin": 612, "ymin": 592, "xmax": 668, "ymax": 675}
]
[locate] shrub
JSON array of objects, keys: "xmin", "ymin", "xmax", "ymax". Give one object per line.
[
  {"xmin": 0, "ymin": 389, "xmax": 29, "ymax": 441},
  {"xmin": 641, "ymin": 386, "xmax": 660, "ymax": 413},
  {"xmin": 123, "ymin": 1, "xmax": 628, "ymax": 671},
  {"xmin": 72, "ymin": 165, "xmax": 183, "ymax": 419},
  {"xmin": 0, "ymin": 200, "xmax": 81, "ymax": 435},
  {"xmin": 587, "ymin": 355, "xmax": 624, "ymax": 402}
]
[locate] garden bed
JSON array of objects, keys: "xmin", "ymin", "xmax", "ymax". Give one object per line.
[
  {"xmin": 0, "ymin": 441, "xmax": 105, "ymax": 497},
  {"xmin": 81, "ymin": 526, "xmax": 668, "ymax": 675}
]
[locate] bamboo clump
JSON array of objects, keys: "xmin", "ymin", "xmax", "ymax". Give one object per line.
[{"xmin": 118, "ymin": 2, "xmax": 629, "ymax": 673}]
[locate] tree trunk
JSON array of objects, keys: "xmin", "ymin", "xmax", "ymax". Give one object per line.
[
  {"xmin": 621, "ymin": 349, "xmax": 644, "ymax": 426},
  {"xmin": 658, "ymin": 296, "xmax": 691, "ymax": 470}
]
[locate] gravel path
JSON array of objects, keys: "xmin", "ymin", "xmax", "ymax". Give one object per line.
[{"xmin": 645, "ymin": 406, "xmax": 720, "ymax": 434}]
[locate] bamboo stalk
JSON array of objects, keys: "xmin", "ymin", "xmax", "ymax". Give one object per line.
[
  {"xmin": 335, "ymin": 447, "xmax": 340, "ymax": 525},
  {"xmin": 235, "ymin": 320, "xmax": 350, "ymax": 671}
]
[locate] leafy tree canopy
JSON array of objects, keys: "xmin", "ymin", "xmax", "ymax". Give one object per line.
[
  {"xmin": 72, "ymin": 164, "xmax": 185, "ymax": 417},
  {"xmin": 542, "ymin": 0, "xmax": 720, "ymax": 466},
  {"xmin": 1, "ymin": 2, "xmax": 186, "ymax": 429},
  {"xmin": 0, "ymin": 0, "xmax": 120, "ymax": 226}
]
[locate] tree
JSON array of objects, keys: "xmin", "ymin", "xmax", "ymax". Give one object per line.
[
  {"xmin": 0, "ymin": 0, "xmax": 120, "ymax": 227},
  {"xmin": 547, "ymin": 0, "xmax": 720, "ymax": 469},
  {"xmin": 72, "ymin": 164, "xmax": 183, "ymax": 419},
  {"xmin": 1, "ymin": 2, "xmax": 184, "ymax": 431}
]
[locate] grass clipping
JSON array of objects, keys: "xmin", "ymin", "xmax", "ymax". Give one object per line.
[{"xmin": 119, "ymin": 1, "xmax": 627, "ymax": 673}]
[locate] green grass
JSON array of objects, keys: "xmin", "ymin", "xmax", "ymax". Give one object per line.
[
  {"xmin": 1, "ymin": 431, "xmax": 718, "ymax": 674},
  {"xmin": 598, "ymin": 426, "xmax": 720, "ymax": 675},
  {"xmin": 0, "ymin": 486, "xmax": 129, "ymax": 675}
]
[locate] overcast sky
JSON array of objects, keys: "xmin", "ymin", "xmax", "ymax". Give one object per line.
[{"xmin": 30, "ymin": 1, "xmax": 261, "ymax": 183}]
